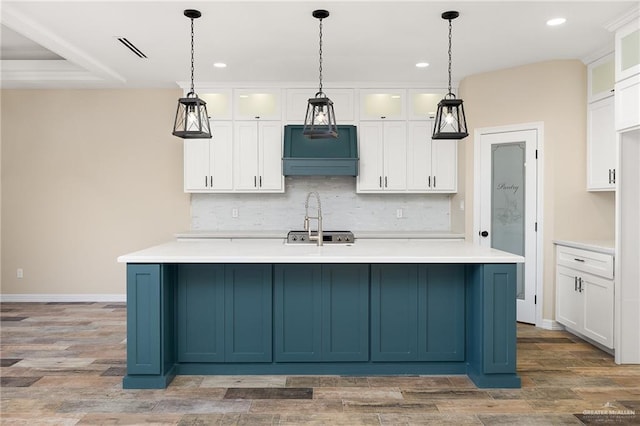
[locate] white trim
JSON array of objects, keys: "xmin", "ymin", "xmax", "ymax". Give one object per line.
[
  {"xmin": 0, "ymin": 294, "xmax": 126, "ymax": 303},
  {"xmin": 540, "ymin": 319, "xmax": 564, "ymax": 331},
  {"xmin": 473, "ymin": 122, "xmax": 545, "ymax": 328},
  {"xmin": 605, "ymin": 4, "xmax": 640, "ymax": 32}
]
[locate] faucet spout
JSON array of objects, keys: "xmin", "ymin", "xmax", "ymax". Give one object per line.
[{"xmin": 304, "ymin": 191, "xmax": 323, "ymax": 246}]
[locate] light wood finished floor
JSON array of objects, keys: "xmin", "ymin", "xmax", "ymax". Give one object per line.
[{"xmin": 1, "ymin": 302, "xmax": 639, "ymax": 425}]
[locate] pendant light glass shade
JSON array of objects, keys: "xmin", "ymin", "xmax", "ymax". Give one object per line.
[
  {"xmin": 433, "ymin": 11, "xmax": 468, "ymax": 140},
  {"xmin": 172, "ymin": 9, "xmax": 212, "ymax": 139},
  {"xmin": 303, "ymin": 9, "xmax": 338, "ymax": 139}
]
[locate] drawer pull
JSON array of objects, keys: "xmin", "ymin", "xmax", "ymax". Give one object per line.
[{"xmin": 574, "ymin": 258, "xmax": 585, "ymax": 262}]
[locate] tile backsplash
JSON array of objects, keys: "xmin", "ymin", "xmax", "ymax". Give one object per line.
[{"xmin": 191, "ymin": 176, "xmax": 451, "ymax": 231}]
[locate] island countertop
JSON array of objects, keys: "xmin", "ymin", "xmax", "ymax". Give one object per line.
[{"xmin": 118, "ymin": 239, "xmax": 524, "ymax": 264}]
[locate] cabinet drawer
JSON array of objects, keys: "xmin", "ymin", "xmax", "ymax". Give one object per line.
[{"xmin": 556, "ymin": 246, "xmax": 613, "ymax": 279}]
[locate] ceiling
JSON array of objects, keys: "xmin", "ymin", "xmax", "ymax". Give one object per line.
[{"xmin": 0, "ymin": 1, "xmax": 637, "ymax": 89}]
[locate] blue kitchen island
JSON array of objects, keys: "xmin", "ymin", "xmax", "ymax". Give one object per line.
[{"xmin": 118, "ymin": 238, "xmax": 523, "ymax": 389}]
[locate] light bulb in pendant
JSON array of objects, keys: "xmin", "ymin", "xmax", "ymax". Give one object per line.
[
  {"xmin": 186, "ymin": 107, "xmax": 199, "ymax": 130},
  {"xmin": 444, "ymin": 108, "xmax": 454, "ymax": 124},
  {"xmin": 315, "ymin": 108, "xmax": 328, "ymax": 125}
]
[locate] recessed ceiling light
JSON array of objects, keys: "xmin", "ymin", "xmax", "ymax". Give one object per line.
[
  {"xmin": 213, "ymin": 62, "xmax": 227, "ymax": 68},
  {"xmin": 546, "ymin": 17, "xmax": 566, "ymax": 26},
  {"xmin": 416, "ymin": 62, "xmax": 430, "ymax": 68}
]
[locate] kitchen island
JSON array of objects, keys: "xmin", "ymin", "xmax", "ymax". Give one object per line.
[{"xmin": 118, "ymin": 239, "xmax": 523, "ymax": 389}]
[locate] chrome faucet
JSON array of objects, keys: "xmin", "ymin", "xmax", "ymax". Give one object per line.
[{"xmin": 304, "ymin": 191, "xmax": 323, "ymax": 246}]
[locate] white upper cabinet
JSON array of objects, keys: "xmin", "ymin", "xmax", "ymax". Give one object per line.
[
  {"xmin": 587, "ymin": 53, "xmax": 615, "ymax": 103},
  {"xmin": 197, "ymin": 89, "xmax": 233, "ymax": 121},
  {"xmin": 407, "ymin": 89, "xmax": 447, "ymax": 120},
  {"xmin": 234, "ymin": 121, "xmax": 284, "ymax": 193},
  {"xmin": 407, "ymin": 121, "xmax": 457, "ymax": 193},
  {"xmin": 184, "ymin": 121, "xmax": 234, "ymax": 192},
  {"xmin": 233, "ymin": 89, "xmax": 282, "ymax": 120},
  {"xmin": 359, "ymin": 89, "xmax": 406, "ymax": 120},
  {"xmin": 587, "ymin": 96, "xmax": 616, "ymax": 191},
  {"xmin": 285, "ymin": 88, "xmax": 355, "ymax": 124},
  {"xmin": 357, "ymin": 121, "xmax": 407, "ymax": 192}
]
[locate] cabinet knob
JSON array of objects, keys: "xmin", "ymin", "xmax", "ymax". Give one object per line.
[{"xmin": 480, "ymin": 230, "xmax": 489, "ymax": 238}]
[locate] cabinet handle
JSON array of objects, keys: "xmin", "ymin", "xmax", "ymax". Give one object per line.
[
  {"xmin": 575, "ymin": 276, "xmax": 578, "ymax": 291},
  {"xmin": 428, "ymin": 176, "xmax": 431, "ymax": 188},
  {"xmin": 381, "ymin": 116, "xmax": 386, "ymax": 119},
  {"xmin": 433, "ymin": 176, "xmax": 436, "ymax": 188},
  {"xmin": 254, "ymin": 176, "xmax": 257, "ymax": 187},
  {"xmin": 612, "ymin": 169, "xmax": 615, "ymax": 184},
  {"xmin": 259, "ymin": 176, "xmax": 262, "ymax": 187},
  {"xmin": 608, "ymin": 169, "xmax": 612, "ymax": 184},
  {"xmin": 210, "ymin": 176, "xmax": 213, "ymax": 188},
  {"xmin": 574, "ymin": 258, "xmax": 585, "ymax": 262},
  {"xmin": 385, "ymin": 176, "xmax": 388, "ymax": 188},
  {"xmin": 578, "ymin": 277, "xmax": 583, "ymax": 293},
  {"xmin": 205, "ymin": 176, "xmax": 208, "ymax": 187},
  {"xmin": 379, "ymin": 176, "xmax": 382, "ymax": 188}
]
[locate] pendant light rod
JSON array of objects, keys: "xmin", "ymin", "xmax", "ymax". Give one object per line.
[
  {"xmin": 442, "ymin": 10, "xmax": 459, "ymax": 96},
  {"xmin": 313, "ymin": 9, "xmax": 329, "ymax": 94}
]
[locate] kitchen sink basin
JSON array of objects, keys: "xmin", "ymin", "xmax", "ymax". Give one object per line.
[{"xmin": 286, "ymin": 230, "xmax": 354, "ymax": 244}]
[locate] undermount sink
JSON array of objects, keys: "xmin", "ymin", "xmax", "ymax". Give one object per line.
[{"xmin": 286, "ymin": 230, "xmax": 355, "ymax": 245}]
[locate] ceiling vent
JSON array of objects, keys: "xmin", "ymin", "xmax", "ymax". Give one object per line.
[{"xmin": 116, "ymin": 37, "xmax": 147, "ymax": 58}]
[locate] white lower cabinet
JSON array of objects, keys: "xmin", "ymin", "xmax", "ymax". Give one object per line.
[
  {"xmin": 234, "ymin": 121, "xmax": 284, "ymax": 192},
  {"xmin": 555, "ymin": 244, "xmax": 614, "ymax": 349},
  {"xmin": 587, "ymin": 96, "xmax": 616, "ymax": 191},
  {"xmin": 407, "ymin": 121, "xmax": 457, "ymax": 192},
  {"xmin": 357, "ymin": 121, "xmax": 407, "ymax": 192},
  {"xmin": 184, "ymin": 121, "xmax": 233, "ymax": 192}
]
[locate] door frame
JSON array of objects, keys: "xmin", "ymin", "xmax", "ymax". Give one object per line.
[{"xmin": 473, "ymin": 122, "xmax": 545, "ymax": 328}]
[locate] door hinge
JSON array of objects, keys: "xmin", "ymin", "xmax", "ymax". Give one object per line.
[
  {"xmin": 534, "ymin": 295, "xmax": 537, "ymax": 305},
  {"xmin": 535, "ymin": 149, "xmax": 538, "ymax": 159}
]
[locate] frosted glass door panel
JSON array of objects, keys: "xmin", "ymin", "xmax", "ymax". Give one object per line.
[{"xmin": 491, "ymin": 142, "xmax": 525, "ymax": 299}]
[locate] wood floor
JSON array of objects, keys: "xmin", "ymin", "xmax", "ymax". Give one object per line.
[{"xmin": 1, "ymin": 302, "xmax": 639, "ymax": 425}]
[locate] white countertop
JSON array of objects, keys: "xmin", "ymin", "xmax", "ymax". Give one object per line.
[
  {"xmin": 175, "ymin": 230, "xmax": 465, "ymax": 240},
  {"xmin": 118, "ymin": 239, "xmax": 523, "ymax": 264},
  {"xmin": 553, "ymin": 239, "xmax": 615, "ymax": 255}
]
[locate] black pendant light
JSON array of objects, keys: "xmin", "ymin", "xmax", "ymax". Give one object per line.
[
  {"xmin": 432, "ymin": 11, "xmax": 468, "ymax": 140},
  {"xmin": 172, "ymin": 9, "xmax": 212, "ymax": 139},
  {"xmin": 303, "ymin": 9, "xmax": 338, "ymax": 139}
]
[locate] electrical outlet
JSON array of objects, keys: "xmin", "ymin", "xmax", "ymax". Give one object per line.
[
  {"xmin": 396, "ymin": 208, "xmax": 403, "ymax": 219},
  {"xmin": 232, "ymin": 208, "xmax": 239, "ymax": 218},
  {"xmin": 17, "ymin": 268, "xmax": 23, "ymax": 279}
]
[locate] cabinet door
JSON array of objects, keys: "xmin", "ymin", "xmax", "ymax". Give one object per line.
[
  {"xmin": 321, "ymin": 264, "xmax": 369, "ymax": 361},
  {"xmin": 210, "ymin": 121, "xmax": 234, "ymax": 191},
  {"xmin": 556, "ymin": 266, "xmax": 581, "ymax": 330},
  {"xmin": 408, "ymin": 89, "xmax": 446, "ymax": 120},
  {"xmin": 615, "ymin": 74, "xmax": 640, "ymax": 132},
  {"xmin": 177, "ymin": 265, "xmax": 225, "ymax": 362},
  {"xmin": 357, "ymin": 122, "xmax": 385, "ymax": 192},
  {"xmin": 615, "ymin": 22, "xmax": 640, "ymax": 82},
  {"xmin": 274, "ymin": 265, "xmax": 322, "ymax": 361},
  {"xmin": 184, "ymin": 139, "xmax": 211, "ymax": 192},
  {"xmin": 234, "ymin": 121, "xmax": 260, "ymax": 190},
  {"xmin": 224, "ymin": 264, "xmax": 272, "ymax": 362},
  {"xmin": 418, "ymin": 265, "xmax": 465, "ymax": 361},
  {"xmin": 407, "ymin": 121, "xmax": 432, "ymax": 191},
  {"xmin": 587, "ymin": 97, "xmax": 616, "ymax": 191},
  {"xmin": 371, "ymin": 264, "xmax": 419, "ymax": 361},
  {"xmin": 383, "ymin": 122, "xmax": 407, "ymax": 191},
  {"xmin": 359, "ymin": 89, "xmax": 406, "ymax": 120},
  {"xmin": 588, "ymin": 53, "xmax": 615, "ymax": 103},
  {"xmin": 582, "ymin": 272, "xmax": 614, "ymax": 349},
  {"xmin": 431, "ymin": 139, "xmax": 457, "ymax": 192},
  {"xmin": 258, "ymin": 121, "xmax": 284, "ymax": 191},
  {"xmin": 234, "ymin": 89, "xmax": 281, "ymax": 120}
]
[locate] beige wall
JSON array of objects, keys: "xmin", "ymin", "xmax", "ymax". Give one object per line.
[
  {"xmin": 1, "ymin": 89, "xmax": 190, "ymax": 296},
  {"xmin": 454, "ymin": 60, "xmax": 616, "ymax": 321}
]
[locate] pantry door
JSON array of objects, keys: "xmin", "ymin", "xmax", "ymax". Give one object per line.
[{"xmin": 476, "ymin": 125, "xmax": 540, "ymax": 325}]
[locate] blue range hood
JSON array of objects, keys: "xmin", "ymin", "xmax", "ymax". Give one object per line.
[{"xmin": 283, "ymin": 125, "xmax": 358, "ymax": 176}]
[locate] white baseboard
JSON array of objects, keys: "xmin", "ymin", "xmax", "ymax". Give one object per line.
[
  {"xmin": 540, "ymin": 319, "xmax": 564, "ymax": 330},
  {"xmin": 0, "ymin": 294, "xmax": 126, "ymax": 303}
]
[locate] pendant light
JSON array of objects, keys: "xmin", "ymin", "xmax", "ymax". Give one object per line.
[
  {"xmin": 303, "ymin": 9, "xmax": 338, "ymax": 139},
  {"xmin": 172, "ymin": 9, "xmax": 212, "ymax": 139},
  {"xmin": 432, "ymin": 11, "xmax": 468, "ymax": 140}
]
